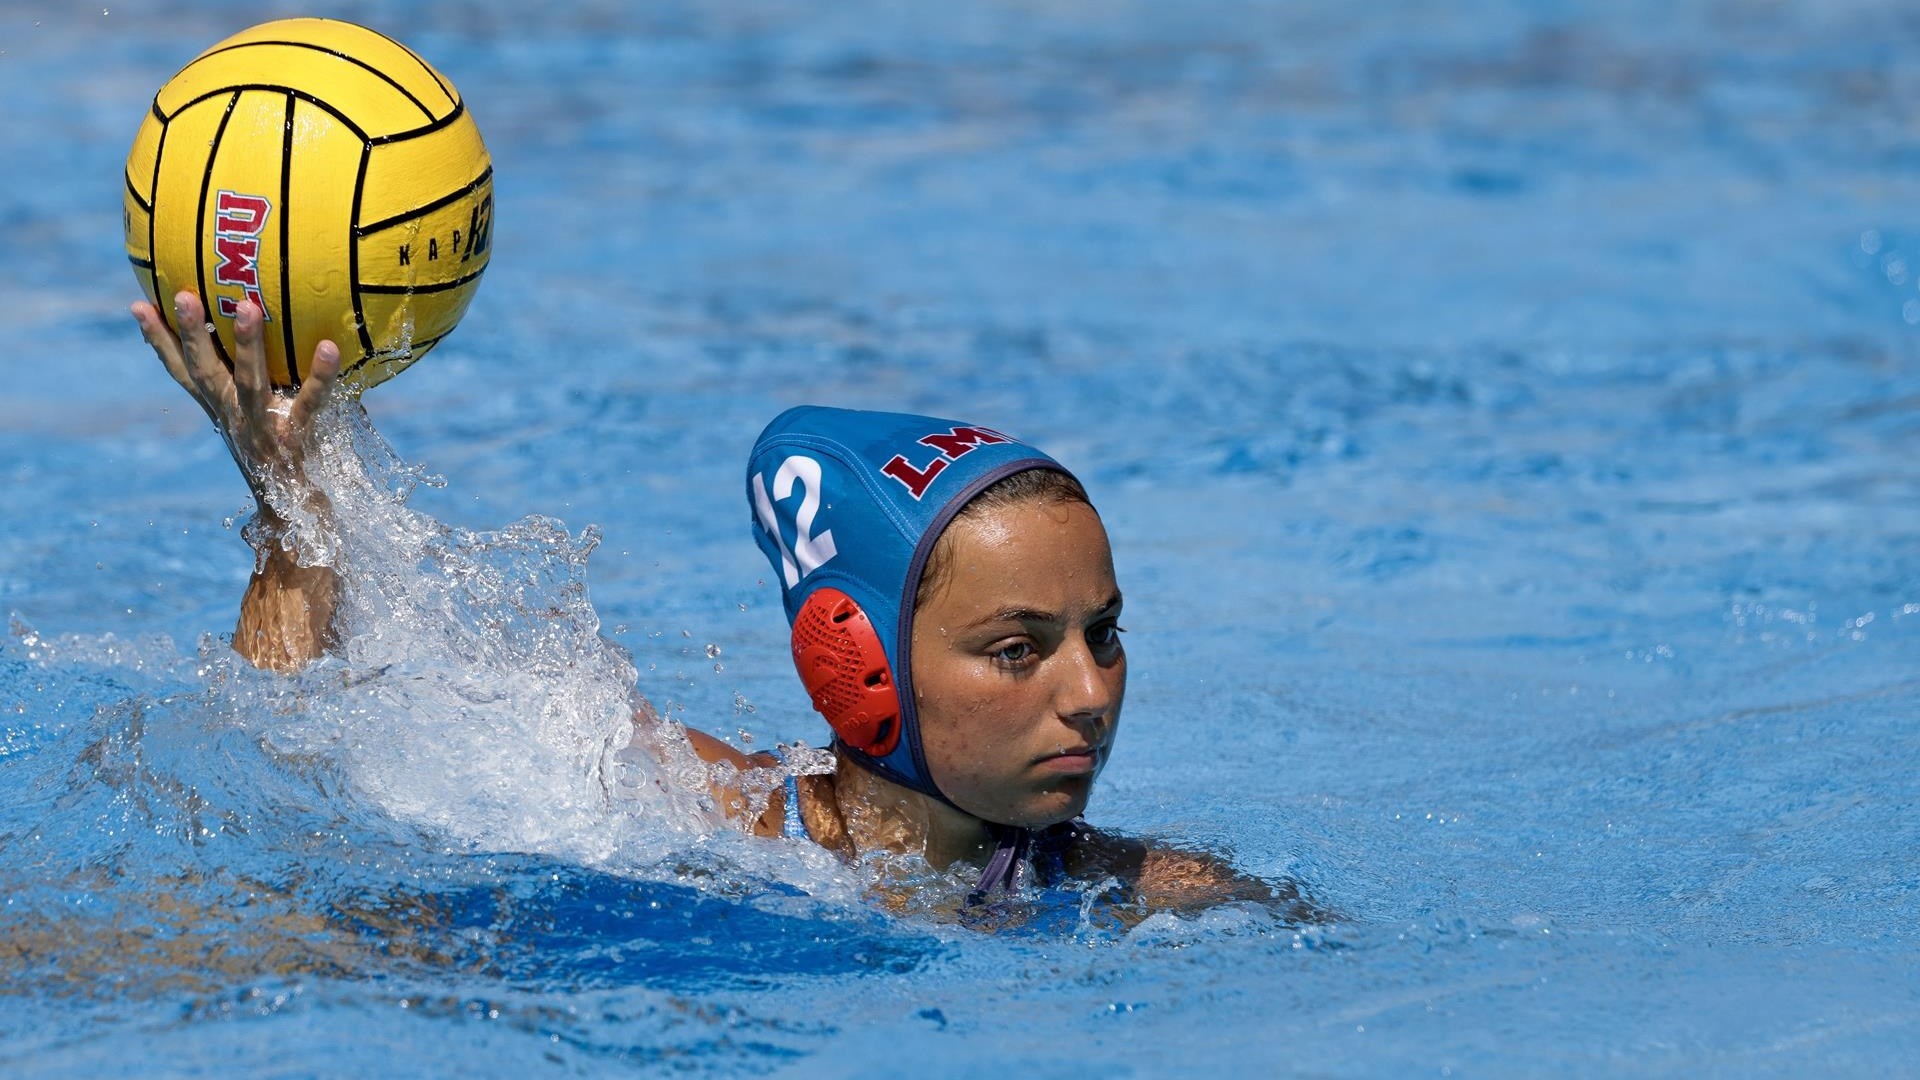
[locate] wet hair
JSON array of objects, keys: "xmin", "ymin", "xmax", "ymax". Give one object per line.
[{"xmin": 913, "ymin": 467, "xmax": 1092, "ymax": 611}]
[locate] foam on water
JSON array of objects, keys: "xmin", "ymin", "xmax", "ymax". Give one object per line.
[
  {"xmin": 245, "ymin": 399, "xmax": 709, "ymax": 863},
  {"xmin": 6, "ymin": 404, "xmax": 888, "ymax": 896}
]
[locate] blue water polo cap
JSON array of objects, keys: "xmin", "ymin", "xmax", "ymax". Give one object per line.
[{"xmin": 746, "ymin": 405, "xmax": 1071, "ymax": 802}]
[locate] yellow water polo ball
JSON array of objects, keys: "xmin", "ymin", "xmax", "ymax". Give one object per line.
[{"xmin": 124, "ymin": 18, "xmax": 492, "ymax": 391}]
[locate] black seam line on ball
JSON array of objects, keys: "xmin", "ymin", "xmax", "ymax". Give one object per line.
[
  {"xmin": 148, "ymin": 99, "xmax": 170, "ymax": 338},
  {"xmin": 163, "ymin": 85, "xmax": 369, "ymax": 142},
  {"xmin": 355, "ymin": 166, "xmax": 492, "ymax": 236},
  {"xmin": 343, "ymin": 332, "xmax": 446, "ymax": 377},
  {"xmin": 367, "ymin": 99, "xmax": 465, "ymax": 146},
  {"xmin": 170, "ymin": 39, "xmax": 435, "ymax": 123},
  {"xmin": 358, "ymin": 22, "xmax": 457, "ymax": 109},
  {"xmin": 280, "ymin": 93, "xmax": 300, "ymax": 388},
  {"xmin": 356, "ymin": 264, "xmax": 487, "ymax": 295},
  {"xmin": 124, "ymin": 173, "xmax": 152, "ymax": 214},
  {"xmin": 195, "ymin": 90, "xmax": 243, "ymax": 373},
  {"xmin": 349, "ymin": 144, "xmax": 374, "ymax": 358}
]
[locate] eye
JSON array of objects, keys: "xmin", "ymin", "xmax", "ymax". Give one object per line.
[
  {"xmin": 992, "ymin": 640, "xmax": 1037, "ymax": 667},
  {"xmin": 1088, "ymin": 621, "xmax": 1126, "ymax": 648}
]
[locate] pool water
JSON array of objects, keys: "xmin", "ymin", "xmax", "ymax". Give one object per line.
[{"xmin": 4, "ymin": 0, "xmax": 1919, "ymax": 1073}]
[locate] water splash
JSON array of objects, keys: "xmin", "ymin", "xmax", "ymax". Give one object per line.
[{"xmin": 233, "ymin": 400, "xmax": 732, "ymax": 865}]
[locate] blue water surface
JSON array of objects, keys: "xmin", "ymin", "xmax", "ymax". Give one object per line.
[{"xmin": 3, "ymin": 0, "xmax": 1919, "ymax": 1074}]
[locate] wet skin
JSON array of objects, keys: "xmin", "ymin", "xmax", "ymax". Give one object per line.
[{"xmin": 910, "ymin": 498, "xmax": 1126, "ymax": 830}]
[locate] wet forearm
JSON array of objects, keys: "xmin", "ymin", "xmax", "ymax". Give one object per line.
[{"xmin": 234, "ymin": 542, "xmax": 339, "ymax": 671}]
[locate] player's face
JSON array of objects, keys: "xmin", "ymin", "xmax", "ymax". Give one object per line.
[{"xmin": 910, "ymin": 499, "xmax": 1126, "ymax": 828}]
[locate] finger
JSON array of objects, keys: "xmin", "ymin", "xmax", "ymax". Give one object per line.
[
  {"xmin": 287, "ymin": 339, "xmax": 341, "ymax": 433},
  {"xmin": 172, "ymin": 291, "xmax": 234, "ymax": 409},
  {"xmin": 231, "ymin": 300, "xmax": 270, "ymax": 420},
  {"xmin": 131, "ymin": 301, "xmax": 198, "ymax": 398}
]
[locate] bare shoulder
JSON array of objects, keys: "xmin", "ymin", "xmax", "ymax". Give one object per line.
[
  {"xmin": 1066, "ymin": 826, "xmax": 1329, "ymax": 922},
  {"xmin": 683, "ymin": 725, "xmax": 765, "ymax": 771},
  {"xmin": 679, "ymin": 724, "xmax": 786, "ymax": 838}
]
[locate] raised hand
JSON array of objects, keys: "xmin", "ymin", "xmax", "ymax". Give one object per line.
[
  {"xmin": 132, "ymin": 292, "xmax": 345, "ymax": 669},
  {"xmin": 132, "ymin": 291, "xmax": 341, "ymax": 527}
]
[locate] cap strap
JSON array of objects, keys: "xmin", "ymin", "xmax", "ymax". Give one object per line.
[{"xmin": 966, "ymin": 823, "xmax": 1033, "ymax": 906}]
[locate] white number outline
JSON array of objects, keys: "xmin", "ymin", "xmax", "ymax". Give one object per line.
[{"xmin": 752, "ymin": 454, "xmax": 839, "ymax": 588}]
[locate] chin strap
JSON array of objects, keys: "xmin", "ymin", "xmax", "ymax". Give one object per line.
[
  {"xmin": 966, "ymin": 823, "xmax": 1034, "ymax": 906},
  {"xmin": 965, "ymin": 818, "xmax": 1085, "ymax": 906}
]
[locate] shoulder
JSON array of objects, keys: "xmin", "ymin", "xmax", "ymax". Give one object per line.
[
  {"xmin": 684, "ymin": 726, "xmax": 766, "ymax": 772},
  {"xmin": 1064, "ymin": 825, "xmax": 1327, "ymax": 920},
  {"xmin": 682, "ymin": 729, "xmax": 853, "ymax": 850},
  {"xmin": 682, "ymin": 727, "xmax": 787, "ymax": 837}
]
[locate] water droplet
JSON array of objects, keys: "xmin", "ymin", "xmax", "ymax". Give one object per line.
[
  {"xmin": 704, "ymin": 643, "xmax": 721, "ymax": 658},
  {"xmin": 1902, "ymin": 299, "xmax": 1919, "ymax": 325}
]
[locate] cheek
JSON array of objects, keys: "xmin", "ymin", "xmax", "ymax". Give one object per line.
[{"xmin": 918, "ymin": 674, "xmax": 1037, "ymax": 765}]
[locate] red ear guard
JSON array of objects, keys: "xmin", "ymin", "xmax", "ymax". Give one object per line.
[{"xmin": 790, "ymin": 587, "xmax": 902, "ymax": 756}]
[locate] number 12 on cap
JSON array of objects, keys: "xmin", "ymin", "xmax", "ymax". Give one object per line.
[{"xmin": 752, "ymin": 455, "xmax": 838, "ymax": 588}]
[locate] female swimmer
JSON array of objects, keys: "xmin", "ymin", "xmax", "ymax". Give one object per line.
[{"xmin": 134, "ymin": 293, "xmax": 1311, "ymax": 914}]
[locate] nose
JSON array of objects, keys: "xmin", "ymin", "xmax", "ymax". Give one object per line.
[{"xmin": 1054, "ymin": 634, "xmax": 1121, "ymax": 736}]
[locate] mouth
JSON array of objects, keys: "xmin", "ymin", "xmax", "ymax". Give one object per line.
[{"xmin": 1034, "ymin": 745, "xmax": 1102, "ymax": 775}]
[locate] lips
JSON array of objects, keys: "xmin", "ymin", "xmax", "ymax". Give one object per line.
[{"xmin": 1035, "ymin": 745, "xmax": 1102, "ymax": 775}]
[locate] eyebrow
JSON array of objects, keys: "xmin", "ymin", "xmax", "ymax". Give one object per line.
[{"xmin": 965, "ymin": 592, "xmax": 1123, "ymax": 630}]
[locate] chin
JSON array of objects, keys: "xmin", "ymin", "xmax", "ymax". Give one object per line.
[{"xmin": 1001, "ymin": 783, "xmax": 1093, "ymax": 829}]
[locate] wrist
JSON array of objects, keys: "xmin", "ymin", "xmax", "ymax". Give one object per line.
[
  {"xmin": 244, "ymin": 478, "xmax": 333, "ymax": 545},
  {"xmin": 242, "ymin": 504, "xmax": 336, "ymax": 579},
  {"xmin": 241, "ymin": 508, "xmax": 292, "ymax": 557}
]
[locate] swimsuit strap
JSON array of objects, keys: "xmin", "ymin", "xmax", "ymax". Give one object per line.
[
  {"xmin": 782, "ymin": 770, "xmax": 810, "ymax": 841},
  {"xmin": 768, "ymin": 746, "xmax": 812, "ymax": 842}
]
